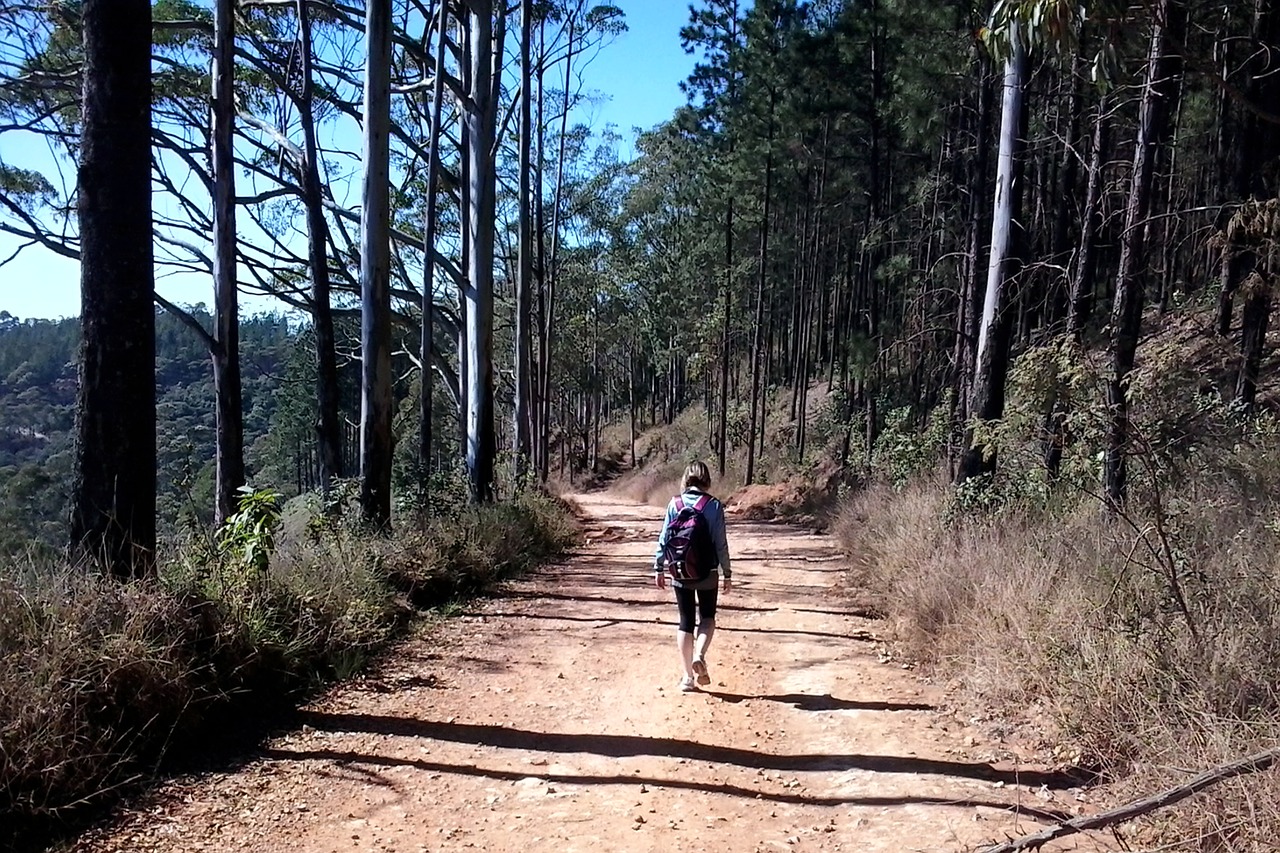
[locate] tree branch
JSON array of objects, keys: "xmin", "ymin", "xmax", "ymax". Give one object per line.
[
  {"xmin": 979, "ymin": 748, "xmax": 1280, "ymax": 853},
  {"xmin": 154, "ymin": 293, "xmax": 219, "ymax": 353}
]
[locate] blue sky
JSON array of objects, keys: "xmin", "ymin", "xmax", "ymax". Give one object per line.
[{"xmin": 0, "ymin": 0, "xmax": 696, "ymax": 321}]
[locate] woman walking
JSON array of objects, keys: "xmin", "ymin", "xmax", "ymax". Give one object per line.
[{"xmin": 653, "ymin": 461, "xmax": 733, "ymax": 692}]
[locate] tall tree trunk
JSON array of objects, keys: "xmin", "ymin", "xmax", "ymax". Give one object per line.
[
  {"xmin": 298, "ymin": 0, "xmax": 344, "ymax": 494},
  {"xmin": 953, "ymin": 52, "xmax": 992, "ymax": 455},
  {"xmin": 420, "ymin": 0, "xmax": 450, "ymax": 491},
  {"xmin": 956, "ymin": 29, "xmax": 1027, "ymax": 484},
  {"xmin": 359, "ymin": 0, "xmax": 394, "ymax": 526},
  {"xmin": 464, "ymin": 0, "xmax": 500, "ymax": 502},
  {"xmin": 515, "ymin": 0, "xmax": 534, "ymax": 482},
  {"xmin": 539, "ymin": 13, "xmax": 575, "ymax": 484},
  {"xmin": 1232, "ymin": 0, "xmax": 1280, "ymax": 412},
  {"xmin": 534, "ymin": 16, "xmax": 549, "ymax": 481},
  {"xmin": 457, "ymin": 13, "xmax": 472, "ymax": 461},
  {"xmin": 1105, "ymin": 0, "xmax": 1182, "ymax": 505},
  {"xmin": 745, "ymin": 103, "xmax": 775, "ymax": 487},
  {"xmin": 211, "ymin": 0, "xmax": 243, "ymax": 526},
  {"xmin": 717, "ymin": 197, "xmax": 733, "ymax": 478},
  {"xmin": 71, "ymin": 0, "xmax": 156, "ymax": 576},
  {"xmin": 1048, "ymin": 51, "xmax": 1084, "ymax": 331},
  {"xmin": 1067, "ymin": 90, "xmax": 1110, "ymax": 339},
  {"xmin": 628, "ymin": 343, "xmax": 637, "ymax": 466},
  {"xmin": 1237, "ymin": 277, "xmax": 1272, "ymax": 409},
  {"xmin": 1047, "ymin": 89, "xmax": 1112, "ymax": 480}
]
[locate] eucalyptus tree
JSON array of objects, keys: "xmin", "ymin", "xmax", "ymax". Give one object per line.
[
  {"xmin": 296, "ymin": 0, "xmax": 345, "ymax": 494},
  {"xmin": 515, "ymin": 0, "xmax": 535, "ymax": 478},
  {"xmin": 420, "ymin": 0, "xmax": 452, "ymax": 489},
  {"xmin": 459, "ymin": 0, "xmax": 502, "ymax": 503},
  {"xmin": 955, "ymin": 6, "xmax": 1033, "ymax": 483}
]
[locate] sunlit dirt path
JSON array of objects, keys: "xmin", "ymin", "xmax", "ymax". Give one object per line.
[{"xmin": 71, "ymin": 491, "xmax": 1104, "ymax": 853}]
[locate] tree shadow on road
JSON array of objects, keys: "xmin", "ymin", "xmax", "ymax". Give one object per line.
[
  {"xmin": 507, "ymin": 589, "xmax": 778, "ymax": 613},
  {"xmin": 259, "ymin": 745, "xmax": 1075, "ymax": 823},
  {"xmin": 704, "ymin": 691, "xmax": 934, "ymax": 713},
  {"xmin": 291, "ymin": 711, "xmax": 1082, "ymax": 789}
]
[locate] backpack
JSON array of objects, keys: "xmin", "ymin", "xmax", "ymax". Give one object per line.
[{"xmin": 661, "ymin": 493, "xmax": 718, "ymax": 583}]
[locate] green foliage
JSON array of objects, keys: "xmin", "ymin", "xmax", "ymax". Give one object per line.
[
  {"xmin": 216, "ymin": 487, "xmax": 283, "ymax": 573},
  {"xmin": 0, "ymin": 310, "xmax": 340, "ymax": 555},
  {"xmin": 0, "ymin": 165, "xmax": 56, "ymax": 209},
  {"xmin": 871, "ymin": 395, "xmax": 951, "ymax": 489}
]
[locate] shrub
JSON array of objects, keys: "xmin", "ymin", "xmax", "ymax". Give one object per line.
[
  {"xmin": 836, "ymin": 447, "xmax": 1280, "ymax": 849},
  {"xmin": 0, "ymin": 489, "xmax": 577, "ymax": 845}
]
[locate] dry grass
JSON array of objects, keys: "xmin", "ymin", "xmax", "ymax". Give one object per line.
[
  {"xmin": 0, "ymin": 490, "xmax": 577, "ymax": 846},
  {"xmin": 836, "ymin": 452, "xmax": 1280, "ymax": 850},
  {"xmin": 614, "ymin": 386, "xmax": 851, "ymax": 515}
]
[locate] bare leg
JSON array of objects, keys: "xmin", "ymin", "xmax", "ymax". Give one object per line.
[
  {"xmin": 677, "ymin": 629, "xmax": 696, "ymax": 679},
  {"xmin": 694, "ymin": 618, "xmax": 715, "ymax": 662}
]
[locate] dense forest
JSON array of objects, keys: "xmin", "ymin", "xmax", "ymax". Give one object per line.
[{"xmin": 0, "ymin": 309, "xmax": 368, "ymax": 554}]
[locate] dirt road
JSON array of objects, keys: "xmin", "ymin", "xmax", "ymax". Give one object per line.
[{"xmin": 72, "ymin": 492, "xmax": 1094, "ymax": 853}]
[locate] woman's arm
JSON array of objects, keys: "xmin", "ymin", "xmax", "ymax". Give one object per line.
[
  {"xmin": 653, "ymin": 500, "xmax": 675, "ymax": 589},
  {"xmin": 653, "ymin": 500, "xmax": 675, "ymax": 571},
  {"xmin": 712, "ymin": 500, "xmax": 731, "ymax": 578}
]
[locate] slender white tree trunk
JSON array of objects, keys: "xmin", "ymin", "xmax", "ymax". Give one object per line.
[
  {"xmin": 298, "ymin": 0, "xmax": 344, "ymax": 494},
  {"xmin": 514, "ymin": 0, "xmax": 534, "ymax": 482},
  {"xmin": 464, "ymin": 0, "xmax": 499, "ymax": 502},
  {"xmin": 956, "ymin": 27, "xmax": 1027, "ymax": 483},
  {"xmin": 420, "ymin": 0, "xmax": 450, "ymax": 494}
]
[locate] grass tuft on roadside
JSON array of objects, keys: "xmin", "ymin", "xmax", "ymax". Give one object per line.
[
  {"xmin": 834, "ymin": 380, "xmax": 1280, "ymax": 850},
  {"xmin": 0, "ymin": 488, "xmax": 577, "ymax": 846}
]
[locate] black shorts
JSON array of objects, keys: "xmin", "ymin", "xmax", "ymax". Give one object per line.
[{"xmin": 674, "ymin": 585, "xmax": 718, "ymax": 633}]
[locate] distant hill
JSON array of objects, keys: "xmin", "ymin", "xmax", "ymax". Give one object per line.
[{"xmin": 0, "ymin": 308, "xmax": 320, "ymax": 555}]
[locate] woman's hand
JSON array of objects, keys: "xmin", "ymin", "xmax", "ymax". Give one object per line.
[
  {"xmin": 722, "ymin": 576, "xmax": 732, "ymax": 594},
  {"xmin": 654, "ymin": 571, "xmax": 666, "ymax": 590}
]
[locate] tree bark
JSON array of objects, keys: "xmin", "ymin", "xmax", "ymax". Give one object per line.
[
  {"xmin": 1067, "ymin": 90, "xmax": 1110, "ymax": 339},
  {"xmin": 71, "ymin": 0, "xmax": 157, "ymax": 576},
  {"xmin": 359, "ymin": 0, "xmax": 394, "ymax": 526},
  {"xmin": 464, "ymin": 0, "xmax": 500, "ymax": 503},
  {"xmin": 717, "ymin": 198, "xmax": 733, "ymax": 477},
  {"xmin": 420, "ymin": 0, "xmax": 451, "ymax": 492},
  {"xmin": 1105, "ymin": 0, "xmax": 1182, "ymax": 506},
  {"xmin": 745, "ymin": 106, "xmax": 774, "ymax": 487},
  {"xmin": 211, "ymin": 0, "xmax": 243, "ymax": 527},
  {"xmin": 539, "ymin": 13, "xmax": 575, "ymax": 484},
  {"xmin": 515, "ymin": 0, "xmax": 534, "ymax": 482},
  {"xmin": 297, "ymin": 0, "xmax": 344, "ymax": 495},
  {"xmin": 956, "ymin": 30, "xmax": 1027, "ymax": 484}
]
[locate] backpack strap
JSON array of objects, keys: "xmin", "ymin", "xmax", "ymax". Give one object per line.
[
  {"xmin": 692, "ymin": 494, "xmax": 711, "ymax": 512},
  {"xmin": 673, "ymin": 495, "xmax": 686, "ymax": 512}
]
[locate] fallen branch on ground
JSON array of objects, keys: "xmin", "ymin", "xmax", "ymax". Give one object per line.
[{"xmin": 978, "ymin": 747, "xmax": 1280, "ymax": 853}]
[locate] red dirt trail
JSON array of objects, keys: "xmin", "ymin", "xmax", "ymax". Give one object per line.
[{"xmin": 71, "ymin": 491, "xmax": 1107, "ymax": 853}]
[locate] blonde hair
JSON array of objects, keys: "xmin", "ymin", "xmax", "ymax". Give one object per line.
[{"xmin": 682, "ymin": 460, "xmax": 711, "ymax": 492}]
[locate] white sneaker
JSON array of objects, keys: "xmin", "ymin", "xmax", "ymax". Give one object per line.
[
  {"xmin": 679, "ymin": 675, "xmax": 698, "ymax": 693},
  {"xmin": 691, "ymin": 658, "xmax": 711, "ymax": 686}
]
